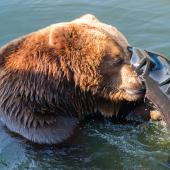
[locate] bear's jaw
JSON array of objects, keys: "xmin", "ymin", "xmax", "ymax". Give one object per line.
[
  {"xmin": 107, "ymin": 88, "xmax": 144, "ymax": 102},
  {"xmin": 95, "ymin": 89, "xmax": 144, "ymax": 117},
  {"xmin": 120, "ymin": 87, "xmax": 145, "ymax": 102}
]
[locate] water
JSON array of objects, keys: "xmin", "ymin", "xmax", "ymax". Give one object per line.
[{"xmin": 0, "ymin": 0, "xmax": 170, "ymax": 169}]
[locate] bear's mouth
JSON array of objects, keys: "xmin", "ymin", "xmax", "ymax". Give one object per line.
[
  {"xmin": 120, "ymin": 87, "xmax": 146, "ymax": 101},
  {"xmin": 124, "ymin": 88, "xmax": 146, "ymax": 95}
]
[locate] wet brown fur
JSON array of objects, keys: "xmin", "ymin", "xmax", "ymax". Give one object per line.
[{"xmin": 0, "ymin": 14, "xmax": 144, "ymax": 144}]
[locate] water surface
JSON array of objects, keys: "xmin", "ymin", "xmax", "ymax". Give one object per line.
[{"xmin": 0, "ymin": 0, "xmax": 170, "ymax": 169}]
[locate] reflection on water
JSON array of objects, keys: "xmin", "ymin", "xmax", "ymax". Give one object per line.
[{"xmin": 0, "ymin": 0, "xmax": 170, "ymax": 169}]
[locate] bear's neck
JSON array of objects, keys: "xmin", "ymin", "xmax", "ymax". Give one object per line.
[{"xmin": 0, "ymin": 70, "xmax": 120, "ymax": 120}]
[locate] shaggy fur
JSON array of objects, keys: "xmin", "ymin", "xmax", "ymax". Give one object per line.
[{"xmin": 0, "ymin": 14, "xmax": 144, "ymax": 144}]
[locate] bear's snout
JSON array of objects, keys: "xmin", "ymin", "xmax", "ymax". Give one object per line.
[{"xmin": 119, "ymin": 64, "xmax": 146, "ymax": 101}]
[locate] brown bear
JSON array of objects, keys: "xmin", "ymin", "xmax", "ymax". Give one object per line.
[{"xmin": 0, "ymin": 14, "xmax": 146, "ymax": 144}]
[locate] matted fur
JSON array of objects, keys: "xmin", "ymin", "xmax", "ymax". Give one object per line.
[{"xmin": 0, "ymin": 14, "xmax": 144, "ymax": 144}]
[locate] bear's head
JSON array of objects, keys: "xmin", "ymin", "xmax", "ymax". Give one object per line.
[{"xmin": 48, "ymin": 14, "xmax": 145, "ymax": 116}]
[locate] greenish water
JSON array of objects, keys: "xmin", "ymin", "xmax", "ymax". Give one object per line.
[{"xmin": 0, "ymin": 0, "xmax": 170, "ymax": 169}]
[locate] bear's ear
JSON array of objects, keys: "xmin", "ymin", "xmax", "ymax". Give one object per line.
[
  {"xmin": 49, "ymin": 25, "xmax": 71, "ymax": 52},
  {"xmin": 79, "ymin": 14, "xmax": 99, "ymax": 23}
]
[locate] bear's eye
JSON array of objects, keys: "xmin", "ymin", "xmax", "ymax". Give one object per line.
[{"xmin": 112, "ymin": 58, "xmax": 123, "ymax": 66}]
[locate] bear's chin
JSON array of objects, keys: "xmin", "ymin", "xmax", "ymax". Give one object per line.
[
  {"xmin": 123, "ymin": 93, "xmax": 144, "ymax": 102},
  {"xmin": 125, "ymin": 91, "xmax": 145, "ymax": 102},
  {"xmin": 110, "ymin": 90, "xmax": 144, "ymax": 102}
]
